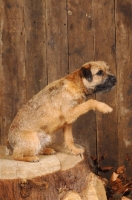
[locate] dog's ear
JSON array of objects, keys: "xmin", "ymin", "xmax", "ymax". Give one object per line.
[{"xmin": 80, "ymin": 64, "xmax": 93, "ymax": 82}]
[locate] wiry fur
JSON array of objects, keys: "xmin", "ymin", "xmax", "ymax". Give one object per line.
[{"xmin": 8, "ymin": 61, "xmax": 116, "ymax": 162}]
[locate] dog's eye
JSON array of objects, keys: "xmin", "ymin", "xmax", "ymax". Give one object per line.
[{"xmin": 97, "ymin": 70, "xmax": 103, "ymax": 76}]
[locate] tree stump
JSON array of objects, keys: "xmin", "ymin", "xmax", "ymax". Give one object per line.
[{"xmin": 0, "ymin": 146, "xmax": 107, "ymax": 200}]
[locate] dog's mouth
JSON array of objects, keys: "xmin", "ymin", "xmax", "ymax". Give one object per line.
[{"xmin": 94, "ymin": 75, "xmax": 117, "ymax": 93}]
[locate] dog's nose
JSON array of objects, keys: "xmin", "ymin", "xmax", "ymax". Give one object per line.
[{"xmin": 110, "ymin": 75, "xmax": 117, "ymax": 83}]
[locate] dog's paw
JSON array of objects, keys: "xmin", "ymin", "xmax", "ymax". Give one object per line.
[
  {"xmin": 103, "ymin": 105, "xmax": 113, "ymax": 113},
  {"xmin": 97, "ymin": 102, "xmax": 113, "ymax": 114},
  {"xmin": 22, "ymin": 156, "xmax": 39, "ymax": 162},
  {"xmin": 71, "ymin": 147, "xmax": 84, "ymax": 156},
  {"xmin": 30, "ymin": 156, "xmax": 39, "ymax": 162},
  {"xmin": 43, "ymin": 148, "xmax": 56, "ymax": 155}
]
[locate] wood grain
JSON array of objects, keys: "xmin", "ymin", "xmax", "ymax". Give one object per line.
[
  {"xmin": 45, "ymin": 0, "xmax": 68, "ymax": 144},
  {"xmin": 93, "ymin": 0, "xmax": 118, "ymax": 177},
  {"xmin": 46, "ymin": 0, "xmax": 68, "ymax": 83},
  {"xmin": 24, "ymin": 0, "xmax": 47, "ymax": 101},
  {"xmin": 67, "ymin": 0, "xmax": 97, "ymax": 156},
  {"xmin": 1, "ymin": 0, "xmax": 26, "ymax": 144},
  {"xmin": 116, "ymin": 0, "xmax": 132, "ymax": 175},
  {"xmin": 0, "ymin": 0, "xmax": 3, "ymax": 144}
]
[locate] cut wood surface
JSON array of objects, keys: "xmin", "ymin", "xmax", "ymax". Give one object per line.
[
  {"xmin": 0, "ymin": 146, "xmax": 107, "ymax": 200},
  {"xmin": 0, "ymin": 146, "xmax": 82, "ymax": 179}
]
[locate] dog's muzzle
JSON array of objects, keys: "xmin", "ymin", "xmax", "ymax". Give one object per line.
[
  {"xmin": 107, "ymin": 75, "xmax": 117, "ymax": 86},
  {"xmin": 94, "ymin": 75, "xmax": 117, "ymax": 93}
]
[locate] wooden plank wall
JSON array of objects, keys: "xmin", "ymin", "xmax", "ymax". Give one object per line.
[
  {"xmin": 0, "ymin": 0, "xmax": 132, "ymax": 176},
  {"xmin": 116, "ymin": 0, "xmax": 132, "ymax": 175},
  {"xmin": 94, "ymin": 0, "xmax": 118, "ymax": 177}
]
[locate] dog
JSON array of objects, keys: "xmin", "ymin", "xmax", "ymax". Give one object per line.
[{"xmin": 8, "ymin": 61, "xmax": 116, "ymax": 162}]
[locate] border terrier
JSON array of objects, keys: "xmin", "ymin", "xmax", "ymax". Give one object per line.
[{"xmin": 8, "ymin": 61, "xmax": 116, "ymax": 162}]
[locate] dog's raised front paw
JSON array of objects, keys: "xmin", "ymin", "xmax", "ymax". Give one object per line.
[
  {"xmin": 103, "ymin": 105, "xmax": 113, "ymax": 113},
  {"xmin": 97, "ymin": 102, "xmax": 113, "ymax": 114}
]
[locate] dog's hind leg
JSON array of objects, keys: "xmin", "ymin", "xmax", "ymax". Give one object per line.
[
  {"xmin": 37, "ymin": 131, "xmax": 55, "ymax": 155},
  {"xmin": 11, "ymin": 131, "xmax": 41, "ymax": 162},
  {"xmin": 63, "ymin": 124, "xmax": 84, "ymax": 155},
  {"xmin": 13, "ymin": 146, "xmax": 39, "ymax": 162}
]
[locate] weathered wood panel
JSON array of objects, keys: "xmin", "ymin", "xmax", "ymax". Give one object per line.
[
  {"xmin": 45, "ymin": 0, "xmax": 68, "ymax": 144},
  {"xmin": 1, "ymin": 0, "xmax": 26, "ymax": 144},
  {"xmin": 67, "ymin": 0, "xmax": 97, "ymax": 156},
  {"xmin": 0, "ymin": 0, "xmax": 3, "ymax": 144},
  {"xmin": 116, "ymin": 0, "xmax": 132, "ymax": 174},
  {"xmin": 46, "ymin": 0, "xmax": 68, "ymax": 83},
  {"xmin": 24, "ymin": 0, "xmax": 47, "ymax": 101},
  {"xmin": 93, "ymin": 0, "xmax": 118, "ymax": 176}
]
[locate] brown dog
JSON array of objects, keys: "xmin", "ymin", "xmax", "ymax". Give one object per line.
[{"xmin": 8, "ymin": 61, "xmax": 116, "ymax": 162}]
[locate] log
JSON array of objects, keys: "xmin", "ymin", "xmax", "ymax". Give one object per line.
[{"xmin": 0, "ymin": 146, "xmax": 107, "ymax": 200}]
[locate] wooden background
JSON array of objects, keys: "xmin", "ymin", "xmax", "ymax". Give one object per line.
[{"xmin": 0, "ymin": 0, "xmax": 132, "ymax": 177}]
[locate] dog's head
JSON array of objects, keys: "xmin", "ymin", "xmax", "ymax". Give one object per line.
[{"xmin": 80, "ymin": 61, "xmax": 116, "ymax": 94}]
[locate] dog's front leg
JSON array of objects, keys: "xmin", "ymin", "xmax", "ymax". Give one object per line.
[
  {"xmin": 63, "ymin": 124, "xmax": 84, "ymax": 155},
  {"xmin": 65, "ymin": 99, "xmax": 113, "ymax": 124}
]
